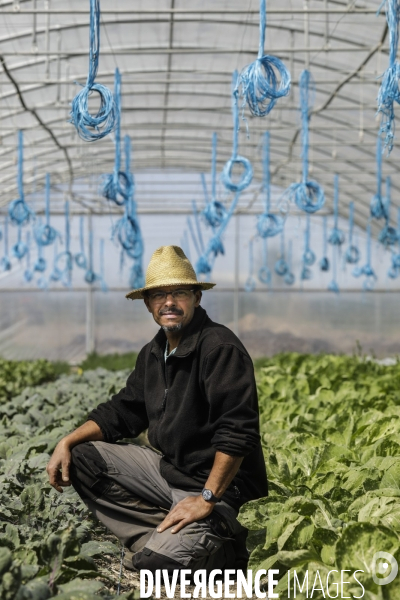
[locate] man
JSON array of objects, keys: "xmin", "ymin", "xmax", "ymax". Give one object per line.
[{"xmin": 46, "ymin": 245, "xmax": 268, "ymax": 575}]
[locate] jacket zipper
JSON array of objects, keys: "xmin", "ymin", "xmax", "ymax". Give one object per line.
[{"xmin": 162, "ymin": 388, "xmax": 168, "ymax": 410}]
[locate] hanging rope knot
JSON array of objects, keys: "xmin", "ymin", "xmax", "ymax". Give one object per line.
[
  {"xmin": 301, "ymin": 265, "xmax": 312, "ymax": 280},
  {"xmin": 370, "ymin": 193, "xmax": 388, "ymax": 219},
  {"xmin": 84, "ymin": 269, "xmax": 98, "ymax": 284},
  {"xmin": 345, "ymin": 245, "xmax": 360, "ymax": 264},
  {"xmin": 102, "ymin": 170, "xmax": 132, "ymax": 205},
  {"xmin": 24, "ymin": 269, "xmax": 33, "ymax": 283},
  {"xmin": 328, "ymin": 280, "xmax": 340, "ymax": 294},
  {"xmin": 129, "ymin": 263, "xmax": 144, "ymax": 289},
  {"xmin": 208, "ymin": 236, "xmax": 224, "ymax": 256},
  {"xmin": 320, "ymin": 256, "xmax": 330, "ymax": 271},
  {"xmin": 115, "ymin": 215, "xmax": 143, "ymax": 259},
  {"xmin": 328, "ymin": 228, "xmax": 345, "ymax": 245},
  {"xmin": 274, "ymin": 257, "xmax": 288, "ymax": 276},
  {"xmin": 75, "ymin": 253, "xmax": 87, "ymax": 269},
  {"xmin": 377, "ymin": 0, "xmax": 400, "ymax": 153},
  {"xmin": 221, "ymin": 71, "xmax": 253, "ymax": 193},
  {"xmin": 245, "ymin": 276, "xmax": 256, "ymax": 292},
  {"xmin": 379, "ymin": 223, "xmax": 398, "ymax": 246},
  {"xmin": 237, "ymin": 0, "xmax": 290, "ymax": 117},
  {"xmin": 12, "ymin": 239, "xmax": 28, "ymax": 260},
  {"xmin": 8, "ymin": 198, "xmax": 33, "ymax": 226},
  {"xmin": 288, "ymin": 181, "xmax": 325, "ymax": 214},
  {"xmin": 257, "ymin": 213, "xmax": 284, "ymax": 238},
  {"xmin": 34, "ymin": 223, "xmax": 58, "ymax": 246},
  {"xmin": 258, "ymin": 265, "xmax": 271, "ymax": 284},
  {"xmin": 0, "ymin": 256, "xmax": 11, "ymax": 271},
  {"xmin": 303, "ymin": 248, "xmax": 316, "ymax": 266},
  {"xmin": 284, "ymin": 271, "xmax": 295, "ymax": 285},
  {"xmin": 55, "ymin": 251, "xmax": 73, "ymax": 273},
  {"xmin": 196, "ymin": 256, "xmax": 212, "ymax": 275},
  {"xmin": 70, "ymin": 0, "xmax": 117, "ymax": 141},
  {"xmin": 202, "ymin": 201, "xmax": 228, "ymax": 229},
  {"xmin": 34, "ymin": 257, "xmax": 46, "ymax": 272}
]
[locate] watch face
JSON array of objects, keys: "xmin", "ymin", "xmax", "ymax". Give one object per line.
[{"xmin": 202, "ymin": 489, "xmax": 213, "ymax": 501}]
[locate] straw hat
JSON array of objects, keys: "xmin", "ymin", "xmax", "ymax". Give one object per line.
[{"xmin": 126, "ymin": 245, "xmax": 216, "ymax": 300}]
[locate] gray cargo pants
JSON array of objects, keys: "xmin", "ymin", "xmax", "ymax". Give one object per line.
[{"xmin": 69, "ymin": 441, "xmax": 247, "ymax": 574}]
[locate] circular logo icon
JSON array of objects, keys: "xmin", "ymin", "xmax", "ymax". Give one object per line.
[{"xmin": 372, "ymin": 552, "xmax": 398, "ymax": 585}]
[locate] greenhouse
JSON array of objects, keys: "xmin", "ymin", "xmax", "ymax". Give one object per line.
[{"xmin": 1, "ymin": 0, "xmax": 400, "ymax": 598}]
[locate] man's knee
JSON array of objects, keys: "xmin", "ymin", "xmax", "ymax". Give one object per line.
[
  {"xmin": 69, "ymin": 442, "xmax": 109, "ymax": 500},
  {"xmin": 133, "ymin": 547, "xmax": 184, "ymax": 573}
]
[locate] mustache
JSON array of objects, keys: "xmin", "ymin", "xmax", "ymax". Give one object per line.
[{"xmin": 159, "ymin": 308, "xmax": 184, "ymax": 316}]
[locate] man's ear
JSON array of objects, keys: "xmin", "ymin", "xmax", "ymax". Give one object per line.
[
  {"xmin": 143, "ymin": 296, "xmax": 152, "ymax": 312},
  {"xmin": 195, "ymin": 290, "xmax": 202, "ymax": 307}
]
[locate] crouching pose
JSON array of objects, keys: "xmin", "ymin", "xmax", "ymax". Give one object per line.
[{"xmin": 46, "ymin": 246, "xmax": 268, "ymax": 575}]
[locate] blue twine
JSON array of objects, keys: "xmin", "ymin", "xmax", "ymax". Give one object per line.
[
  {"xmin": 23, "ymin": 231, "xmax": 33, "ymax": 283},
  {"xmin": 49, "ymin": 239, "xmax": 63, "ymax": 282},
  {"xmin": 377, "ymin": 0, "xmax": 400, "ymax": 154},
  {"xmin": 379, "ymin": 176, "xmax": 398, "ymax": 246},
  {"xmin": 34, "ymin": 174, "xmax": 58, "ymax": 246},
  {"xmin": 302, "ymin": 215, "xmax": 316, "ymax": 266},
  {"xmin": 345, "ymin": 202, "xmax": 360, "ymax": 264},
  {"xmin": 221, "ymin": 71, "xmax": 253, "ymax": 193},
  {"xmin": 85, "ymin": 228, "xmax": 98, "ymax": 284},
  {"xmin": 328, "ymin": 245, "xmax": 339, "ymax": 293},
  {"xmin": 258, "ymin": 237, "xmax": 271, "ymax": 284},
  {"xmin": 0, "ymin": 217, "xmax": 11, "ymax": 272},
  {"xmin": 237, "ymin": 0, "xmax": 291, "ymax": 117},
  {"xmin": 70, "ymin": 0, "xmax": 117, "ymax": 142},
  {"xmin": 370, "ymin": 136, "xmax": 388, "ymax": 220},
  {"xmin": 257, "ymin": 132, "xmax": 284, "ymax": 238},
  {"xmin": 55, "ymin": 201, "xmax": 73, "ymax": 285},
  {"xmin": 34, "ymin": 236, "xmax": 46, "ymax": 273},
  {"xmin": 195, "ymin": 191, "xmax": 241, "ymax": 276},
  {"xmin": 284, "ymin": 71, "xmax": 325, "ymax": 214},
  {"xmin": 319, "ymin": 216, "xmax": 330, "ymax": 271},
  {"xmin": 388, "ymin": 207, "xmax": 400, "ymax": 277},
  {"xmin": 8, "ymin": 130, "xmax": 34, "ymax": 227},
  {"xmin": 75, "ymin": 216, "xmax": 87, "ymax": 269},
  {"xmin": 284, "ymin": 240, "xmax": 295, "ymax": 285},
  {"xmin": 102, "ymin": 71, "xmax": 133, "ymax": 205},
  {"xmin": 328, "ymin": 174, "xmax": 345, "ymax": 245},
  {"xmin": 274, "ymin": 227, "xmax": 289, "ymax": 276},
  {"xmin": 12, "ymin": 225, "xmax": 28, "ymax": 260},
  {"xmin": 202, "ymin": 134, "xmax": 228, "ymax": 228},
  {"xmin": 352, "ymin": 222, "xmax": 377, "ymax": 289},
  {"xmin": 245, "ymin": 239, "xmax": 256, "ymax": 292},
  {"xmin": 129, "ymin": 262, "xmax": 145, "ymax": 289}
]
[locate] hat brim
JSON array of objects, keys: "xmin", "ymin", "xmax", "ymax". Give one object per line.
[{"xmin": 126, "ymin": 280, "xmax": 216, "ymax": 300}]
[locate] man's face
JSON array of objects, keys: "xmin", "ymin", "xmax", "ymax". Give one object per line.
[{"xmin": 143, "ymin": 285, "xmax": 202, "ymax": 332}]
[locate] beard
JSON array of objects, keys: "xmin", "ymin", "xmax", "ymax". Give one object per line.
[{"xmin": 161, "ymin": 323, "xmax": 183, "ymax": 333}]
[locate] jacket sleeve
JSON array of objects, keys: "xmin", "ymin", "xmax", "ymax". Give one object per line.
[
  {"xmin": 86, "ymin": 349, "xmax": 148, "ymax": 442},
  {"xmin": 202, "ymin": 343, "xmax": 261, "ymax": 457}
]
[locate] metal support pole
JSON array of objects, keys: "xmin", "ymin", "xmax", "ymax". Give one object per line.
[
  {"xmin": 233, "ymin": 212, "xmax": 240, "ymax": 337},
  {"xmin": 45, "ymin": 0, "xmax": 50, "ymax": 79},
  {"xmin": 86, "ymin": 213, "xmax": 95, "ymax": 355}
]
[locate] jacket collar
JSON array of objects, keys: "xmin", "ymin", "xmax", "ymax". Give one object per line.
[{"xmin": 150, "ymin": 305, "xmax": 209, "ymax": 360}]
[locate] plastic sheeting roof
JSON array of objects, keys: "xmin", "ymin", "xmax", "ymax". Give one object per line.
[{"xmin": 0, "ymin": 0, "xmax": 397, "ymax": 230}]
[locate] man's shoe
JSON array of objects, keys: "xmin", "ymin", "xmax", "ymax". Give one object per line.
[{"xmin": 122, "ymin": 549, "xmax": 136, "ymax": 571}]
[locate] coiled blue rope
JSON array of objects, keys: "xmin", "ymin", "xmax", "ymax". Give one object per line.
[
  {"xmin": 49, "ymin": 240, "xmax": 62, "ymax": 282},
  {"xmin": 319, "ymin": 216, "xmax": 330, "ymax": 271},
  {"xmin": 352, "ymin": 222, "xmax": 377, "ymax": 289},
  {"xmin": 328, "ymin": 174, "xmax": 345, "ymax": 245},
  {"xmin": 12, "ymin": 225, "xmax": 28, "ymax": 260},
  {"xmin": 55, "ymin": 201, "xmax": 73, "ymax": 286},
  {"xmin": 23, "ymin": 231, "xmax": 33, "ymax": 283},
  {"xmin": 8, "ymin": 130, "xmax": 34, "ymax": 227},
  {"xmin": 328, "ymin": 245, "xmax": 339, "ymax": 293},
  {"xmin": 245, "ymin": 239, "xmax": 256, "ymax": 292},
  {"xmin": 202, "ymin": 133, "xmax": 228, "ymax": 228},
  {"xmin": 258, "ymin": 237, "xmax": 271, "ymax": 284},
  {"xmin": 221, "ymin": 71, "xmax": 253, "ymax": 193},
  {"xmin": 388, "ymin": 207, "xmax": 400, "ymax": 277},
  {"xmin": 75, "ymin": 216, "xmax": 87, "ymax": 269},
  {"xmin": 274, "ymin": 227, "xmax": 289, "ymax": 276},
  {"xmin": 377, "ymin": 0, "xmax": 400, "ymax": 154},
  {"xmin": 33, "ymin": 232, "xmax": 46, "ymax": 273},
  {"xmin": 285, "ymin": 71, "xmax": 325, "ymax": 214},
  {"xmin": 379, "ymin": 176, "xmax": 398, "ymax": 246},
  {"xmin": 0, "ymin": 217, "xmax": 11, "ymax": 272},
  {"xmin": 237, "ymin": 0, "xmax": 290, "ymax": 117},
  {"xmin": 345, "ymin": 202, "xmax": 360, "ymax": 264},
  {"xmin": 196, "ymin": 191, "xmax": 241, "ymax": 277},
  {"xmin": 102, "ymin": 71, "xmax": 133, "ymax": 205},
  {"xmin": 284, "ymin": 240, "xmax": 295, "ymax": 285},
  {"xmin": 34, "ymin": 174, "xmax": 58, "ymax": 247},
  {"xmin": 70, "ymin": 0, "xmax": 117, "ymax": 142},
  {"xmin": 257, "ymin": 132, "xmax": 284, "ymax": 239},
  {"xmin": 370, "ymin": 136, "xmax": 388, "ymax": 220}
]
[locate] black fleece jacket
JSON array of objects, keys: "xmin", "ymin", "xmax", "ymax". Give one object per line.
[{"xmin": 87, "ymin": 306, "xmax": 268, "ymax": 509}]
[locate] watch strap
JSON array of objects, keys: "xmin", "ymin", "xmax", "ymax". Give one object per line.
[{"xmin": 202, "ymin": 488, "xmax": 221, "ymax": 503}]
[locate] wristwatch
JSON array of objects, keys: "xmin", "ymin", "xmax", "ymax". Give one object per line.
[{"xmin": 202, "ymin": 488, "xmax": 221, "ymax": 503}]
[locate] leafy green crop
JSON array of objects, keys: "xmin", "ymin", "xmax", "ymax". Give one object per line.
[
  {"xmin": 0, "ymin": 358, "xmax": 59, "ymax": 405},
  {"xmin": 240, "ymin": 353, "xmax": 400, "ymax": 599},
  {"xmin": 0, "ymin": 367, "xmax": 139, "ymax": 599}
]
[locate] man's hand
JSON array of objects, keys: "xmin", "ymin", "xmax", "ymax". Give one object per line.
[
  {"xmin": 46, "ymin": 440, "xmax": 72, "ymax": 493},
  {"xmin": 157, "ymin": 496, "xmax": 214, "ymax": 534}
]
